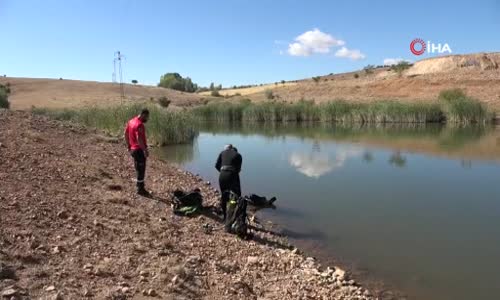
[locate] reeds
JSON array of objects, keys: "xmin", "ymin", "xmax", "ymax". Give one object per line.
[
  {"xmin": 32, "ymin": 104, "xmax": 197, "ymax": 145},
  {"xmin": 438, "ymin": 89, "xmax": 493, "ymax": 124},
  {"xmin": 194, "ymin": 90, "xmax": 493, "ymax": 125}
]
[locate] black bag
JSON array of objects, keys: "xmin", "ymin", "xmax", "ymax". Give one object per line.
[
  {"xmin": 224, "ymin": 192, "xmax": 248, "ymax": 238},
  {"xmin": 172, "ymin": 189, "xmax": 203, "ymax": 216}
]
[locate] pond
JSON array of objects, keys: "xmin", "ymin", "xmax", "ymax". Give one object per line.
[{"xmin": 157, "ymin": 123, "xmax": 500, "ymax": 300}]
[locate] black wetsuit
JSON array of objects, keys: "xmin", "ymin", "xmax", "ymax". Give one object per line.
[{"xmin": 215, "ymin": 148, "xmax": 242, "ymax": 219}]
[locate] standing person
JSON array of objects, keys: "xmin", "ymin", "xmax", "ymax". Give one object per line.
[
  {"xmin": 215, "ymin": 144, "xmax": 242, "ymax": 220},
  {"xmin": 124, "ymin": 109, "xmax": 150, "ymax": 196}
]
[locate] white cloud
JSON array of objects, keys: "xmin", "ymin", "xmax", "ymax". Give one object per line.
[
  {"xmin": 288, "ymin": 148, "xmax": 362, "ymax": 178},
  {"xmin": 287, "ymin": 28, "xmax": 345, "ymax": 57},
  {"xmin": 334, "ymin": 47, "xmax": 366, "ymax": 60},
  {"xmin": 383, "ymin": 58, "xmax": 411, "ymax": 66}
]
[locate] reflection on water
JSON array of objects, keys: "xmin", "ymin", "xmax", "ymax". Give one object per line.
[
  {"xmin": 158, "ymin": 123, "xmax": 500, "ymax": 300},
  {"xmin": 289, "ymin": 147, "xmax": 362, "ymax": 178}
]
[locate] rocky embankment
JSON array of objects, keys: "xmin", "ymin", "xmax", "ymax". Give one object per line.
[{"xmin": 0, "ymin": 110, "xmax": 376, "ymax": 300}]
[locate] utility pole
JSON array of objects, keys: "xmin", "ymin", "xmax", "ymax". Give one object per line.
[
  {"xmin": 114, "ymin": 51, "xmax": 125, "ymax": 102},
  {"xmin": 112, "ymin": 59, "xmax": 117, "ymax": 83}
]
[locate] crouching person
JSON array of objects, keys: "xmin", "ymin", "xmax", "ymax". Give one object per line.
[{"xmin": 215, "ymin": 144, "xmax": 242, "ymax": 221}]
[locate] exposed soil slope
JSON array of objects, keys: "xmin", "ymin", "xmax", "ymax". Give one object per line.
[{"xmin": 243, "ymin": 53, "xmax": 500, "ymax": 111}]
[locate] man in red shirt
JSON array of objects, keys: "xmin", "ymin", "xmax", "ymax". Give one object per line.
[{"xmin": 124, "ymin": 109, "xmax": 150, "ymax": 196}]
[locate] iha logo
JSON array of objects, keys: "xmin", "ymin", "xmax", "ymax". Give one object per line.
[{"xmin": 410, "ymin": 38, "xmax": 452, "ymax": 56}]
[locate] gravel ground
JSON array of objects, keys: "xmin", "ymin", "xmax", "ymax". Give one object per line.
[{"xmin": 0, "ymin": 110, "xmax": 377, "ymax": 300}]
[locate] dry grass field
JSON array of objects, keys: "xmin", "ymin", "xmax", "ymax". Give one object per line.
[{"xmin": 0, "ymin": 77, "xmax": 209, "ymax": 110}]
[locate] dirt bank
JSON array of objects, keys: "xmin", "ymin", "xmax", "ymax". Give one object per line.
[{"xmin": 0, "ymin": 110, "xmax": 376, "ymax": 299}]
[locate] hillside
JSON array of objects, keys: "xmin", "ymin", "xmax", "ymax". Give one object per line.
[
  {"xmin": 0, "ymin": 77, "xmax": 208, "ymax": 110},
  {"xmin": 224, "ymin": 52, "xmax": 500, "ymax": 111},
  {"xmin": 2, "ymin": 53, "xmax": 500, "ymax": 111}
]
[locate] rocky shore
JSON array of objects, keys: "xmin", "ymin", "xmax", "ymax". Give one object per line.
[{"xmin": 0, "ymin": 110, "xmax": 376, "ymax": 300}]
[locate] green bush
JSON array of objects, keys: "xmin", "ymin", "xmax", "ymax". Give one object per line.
[
  {"xmin": 0, "ymin": 88, "xmax": 10, "ymax": 109},
  {"xmin": 312, "ymin": 76, "xmax": 321, "ymax": 83},
  {"xmin": 158, "ymin": 96, "xmax": 171, "ymax": 108}
]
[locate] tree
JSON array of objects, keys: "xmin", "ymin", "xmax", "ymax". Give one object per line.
[
  {"xmin": 390, "ymin": 61, "xmax": 412, "ymax": 76},
  {"xmin": 281, "ymin": 80, "xmax": 286, "ymax": 85},
  {"xmin": 158, "ymin": 73, "xmax": 199, "ymax": 93},
  {"xmin": 209, "ymin": 82, "xmax": 215, "ymax": 91},
  {"xmin": 131, "ymin": 79, "xmax": 138, "ymax": 85},
  {"xmin": 364, "ymin": 65, "xmax": 375, "ymax": 75}
]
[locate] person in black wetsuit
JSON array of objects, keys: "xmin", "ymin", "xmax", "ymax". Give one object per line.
[{"xmin": 215, "ymin": 144, "xmax": 242, "ymax": 220}]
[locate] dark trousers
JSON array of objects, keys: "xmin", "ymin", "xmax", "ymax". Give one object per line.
[
  {"xmin": 131, "ymin": 149, "xmax": 146, "ymax": 190},
  {"xmin": 219, "ymin": 171, "xmax": 241, "ymax": 219}
]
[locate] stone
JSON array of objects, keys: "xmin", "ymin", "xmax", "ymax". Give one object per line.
[
  {"xmin": 1, "ymin": 288, "xmax": 17, "ymax": 298},
  {"xmin": 246, "ymin": 256, "xmax": 259, "ymax": 265},
  {"xmin": 45, "ymin": 285, "xmax": 56, "ymax": 292},
  {"xmin": 333, "ymin": 267, "xmax": 346, "ymax": 281},
  {"xmin": 147, "ymin": 289, "xmax": 157, "ymax": 297},
  {"xmin": 121, "ymin": 287, "xmax": 130, "ymax": 293},
  {"xmin": 53, "ymin": 292, "xmax": 64, "ymax": 300},
  {"xmin": 0, "ymin": 263, "xmax": 15, "ymax": 280},
  {"xmin": 57, "ymin": 210, "xmax": 69, "ymax": 219}
]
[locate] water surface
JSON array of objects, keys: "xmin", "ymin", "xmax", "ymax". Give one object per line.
[{"xmin": 158, "ymin": 123, "xmax": 500, "ymax": 300}]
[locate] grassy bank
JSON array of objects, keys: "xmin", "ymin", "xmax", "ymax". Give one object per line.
[
  {"xmin": 32, "ymin": 104, "xmax": 197, "ymax": 145},
  {"xmin": 193, "ymin": 90, "xmax": 493, "ymax": 125}
]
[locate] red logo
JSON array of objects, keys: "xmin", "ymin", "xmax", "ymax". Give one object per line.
[{"xmin": 410, "ymin": 38, "xmax": 426, "ymax": 55}]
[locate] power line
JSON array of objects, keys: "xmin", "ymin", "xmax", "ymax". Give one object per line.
[{"xmin": 113, "ymin": 51, "xmax": 125, "ymax": 102}]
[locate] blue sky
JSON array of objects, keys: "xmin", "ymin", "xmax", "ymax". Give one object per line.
[{"xmin": 1, "ymin": 0, "xmax": 499, "ymax": 87}]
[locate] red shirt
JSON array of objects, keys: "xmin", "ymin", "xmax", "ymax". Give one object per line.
[{"xmin": 125, "ymin": 116, "xmax": 147, "ymax": 150}]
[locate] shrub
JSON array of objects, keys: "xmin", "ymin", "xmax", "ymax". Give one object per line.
[
  {"xmin": 131, "ymin": 79, "xmax": 138, "ymax": 84},
  {"xmin": 354, "ymin": 74, "xmax": 359, "ymax": 79},
  {"xmin": 0, "ymin": 88, "xmax": 9, "ymax": 109},
  {"xmin": 264, "ymin": 89, "xmax": 274, "ymax": 100},
  {"xmin": 281, "ymin": 80, "xmax": 286, "ymax": 85},
  {"xmin": 158, "ymin": 96, "xmax": 171, "ymax": 108},
  {"xmin": 312, "ymin": 76, "xmax": 321, "ymax": 83},
  {"xmin": 211, "ymin": 90, "xmax": 221, "ymax": 97}
]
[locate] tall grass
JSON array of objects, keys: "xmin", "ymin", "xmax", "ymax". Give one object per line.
[
  {"xmin": 194, "ymin": 99, "xmax": 444, "ymax": 124},
  {"xmin": 194, "ymin": 90, "xmax": 493, "ymax": 125},
  {"xmin": 32, "ymin": 104, "xmax": 197, "ymax": 145},
  {"xmin": 438, "ymin": 89, "xmax": 493, "ymax": 124}
]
